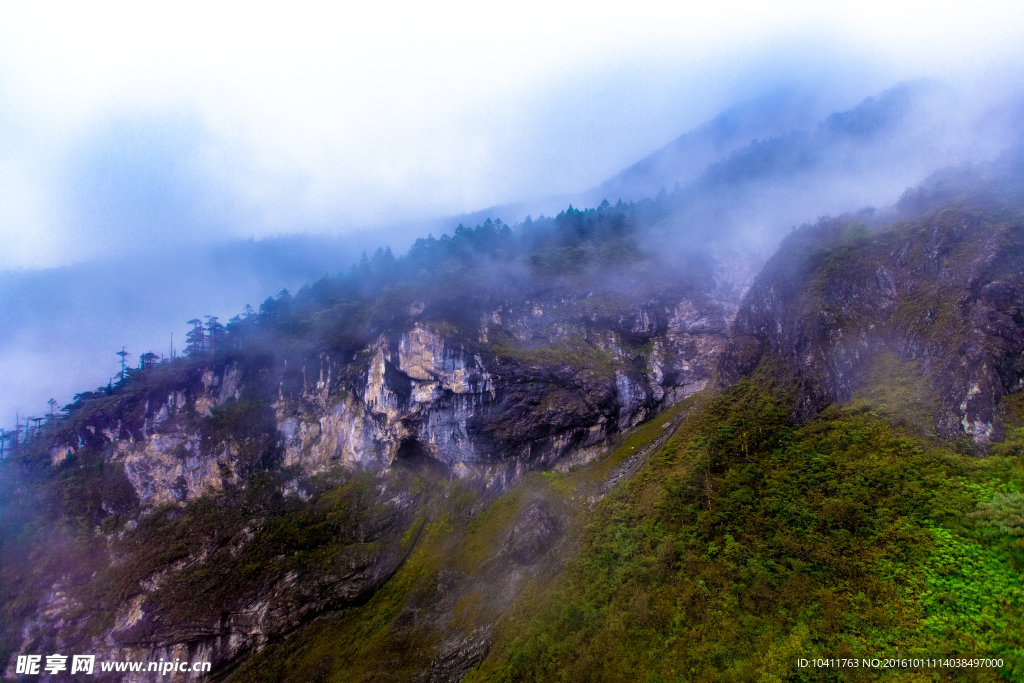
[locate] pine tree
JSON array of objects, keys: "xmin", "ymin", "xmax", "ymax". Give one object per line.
[
  {"xmin": 185, "ymin": 319, "xmax": 205, "ymax": 355},
  {"xmin": 205, "ymin": 316, "xmax": 226, "ymax": 353}
]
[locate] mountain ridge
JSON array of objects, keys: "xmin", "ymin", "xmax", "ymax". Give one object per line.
[
  {"xmin": 5, "ymin": 78, "xmax": 1013, "ymax": 423},
  {"xmin": 3, "ymin": 90, "xmax": 1024, "ymax": 682}
]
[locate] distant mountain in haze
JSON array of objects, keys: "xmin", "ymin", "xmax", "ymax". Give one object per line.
[
  {"xmin": 643, "ymin": 81, "xmax": 987, "ymax": 241},
  {"xmin": 582, "ymin": 86, "xmax": 826, "ymax": 205},
  {"xmin": 0, "ymin": 227, "xmax": 430, "ymax": 421},
  {"xmin": 475, "ymin": 79, "xmax": 1020, "ymax": 227}
]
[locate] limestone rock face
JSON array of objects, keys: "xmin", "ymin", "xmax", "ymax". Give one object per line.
[
  {"xmin": 55, "ymin": 367, "xmax": 250, "ymax": 509},
  {"xmin": 277, "ymin": 308, "xmax": 734, "ymax": 494},
  {"xmin": 47, "ymin": 284, "xmax": 744, "ymax": 516},
  {"xmin": 718, "ymin": 207, "xmax": 1024, "ymax": 443},
  {"xmin": 116, "ymin": 433, "xmax": 234, "ymax": 506}
]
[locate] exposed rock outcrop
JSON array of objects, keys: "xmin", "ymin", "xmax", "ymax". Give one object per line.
[
  {"xmin": 718, "ymin": 206, "xmax": 1024, "ymax": 443},
  {"xmin": 5, "ymin": 278, "xmax": 754, "ymax": 681},
  {"xmin": 58, "ymin": 290, "xmax": 744, "ymax": 514}
]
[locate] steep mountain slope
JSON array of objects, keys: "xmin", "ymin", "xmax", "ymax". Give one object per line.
[
  {"xmin": 467, "ymin": 156, "xmax": 1024, "ymax": 683},
  {"xmin": 719, "ymin": 181, "xmax": 1024, "ymax": 444},
  {"xmin": 0, "ymin": 199, "xmax": 752, "ymax": 681},
  {"xmin": 2, "ymin": 148, "xmax": 1024, "ymax": 681}
]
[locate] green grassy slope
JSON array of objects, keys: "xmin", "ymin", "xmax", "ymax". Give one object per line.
[{"xmin": 465, "ymin": 352, "xmax": 1024, "ymax": 682}]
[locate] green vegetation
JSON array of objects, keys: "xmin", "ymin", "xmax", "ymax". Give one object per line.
[
  {"xmin": 220, "ymin": 397, "xmax": 696, "ymax": 682},
  {"xmin": 487, "ymin": 325, "xmax": 618, "ymax": 378},
  {"xmin": 845, "ymin": 351, "xmax": 938, "ymax": 438},
  {"xmin": 993, "ymin": 392, "xmax": 1024, "ymax": 458},
  {"xmin": 568, "ymin": 395, "xmax": 699, "ymax": 490},
  {"xmin": 222, "ymin": 472, "xmax": 532, "ymax": 682},
  {"xmin": 62, "ymin": 470, "xmax": 404, "ymax": 634},
  {"xmin": 807, "ymin": 221, "xmax": 875, "ymax": 298},
  {"xmin": 461, "ymin": 485, "xmax": 532, "ymax": 574},
  {"xmin": 466, "ymin": 355, "xmax": 1024, "ymax": 682},
  {"xmin": 228, "ymin": 514, "xmax": 453, "ymax": 683}
]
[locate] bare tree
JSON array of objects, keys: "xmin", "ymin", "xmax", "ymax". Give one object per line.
[{"xmin": 29, "ymin": 417, "xmax": 43, "ymax": 442}]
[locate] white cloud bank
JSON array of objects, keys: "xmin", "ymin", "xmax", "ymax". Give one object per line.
[{"xmin": 0, "ymin": 0, "xmax": 1022, "ymax": 268}]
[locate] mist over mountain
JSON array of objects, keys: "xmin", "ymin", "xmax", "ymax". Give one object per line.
[
  {"xmin": 6, "ymin": 2, "xmax": 1024, "ymax": 679},
  {"xmin": 3, "ymin": 79, "xmax": 1021, "ymax": 425},
  {"xmin": 3, "ymin": 129, "xmax": 1024, "ymax": 681},
  {"xmin": 584, "ymin": 86, "xmax": 829, "ymax": 205},
  {"xmin": 0, "ymin": 211, "xmax": 517, "ymax": 422}
]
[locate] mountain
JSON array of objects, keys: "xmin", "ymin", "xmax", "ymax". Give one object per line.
[
  {"xmin": 583, "ymin": 86, "xmax": 827, "ymax": 206},
  {"xmin": 4, "ymin": 79, "xmax": 1024, "ymax": 681},
  {"xmin": 3, "ymin": 141, "xmax": 1024, "ymax": 680},
  {"xmin": 5, "ymin": 79, "xmax": 1020, "ymax": 426},
  {"xmin": 0, "ymin": 194, "xmax": 757, "ymax": 681},
  {"xmin": 468, "ymin": 153, "xmax": 1024, "ymax": 682}
]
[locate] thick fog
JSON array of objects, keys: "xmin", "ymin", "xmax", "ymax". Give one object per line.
[{"xmin": 2, "ymin": 1, "xmax": 1024, "ymax": 423}]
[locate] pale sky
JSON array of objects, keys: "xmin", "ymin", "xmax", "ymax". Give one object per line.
[{"xmin": 1, "ymin": 0, "xmax": 1023, "ymax": 268}]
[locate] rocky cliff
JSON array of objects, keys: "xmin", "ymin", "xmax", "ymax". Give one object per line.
[
  {"xmin": 4, "ymin": 153, "xmax": 1024, "ymax": 681},
  {"xmin": 1, "ymin": 240, "xmax": 754, "ymax": 680},
  {"xmin": 58, "ymin": 288, "xmax": 741, "ymax": 508},
  {"xmin": 718, "ymin": 201, "xmax": 1024, "ymax": 445}
]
